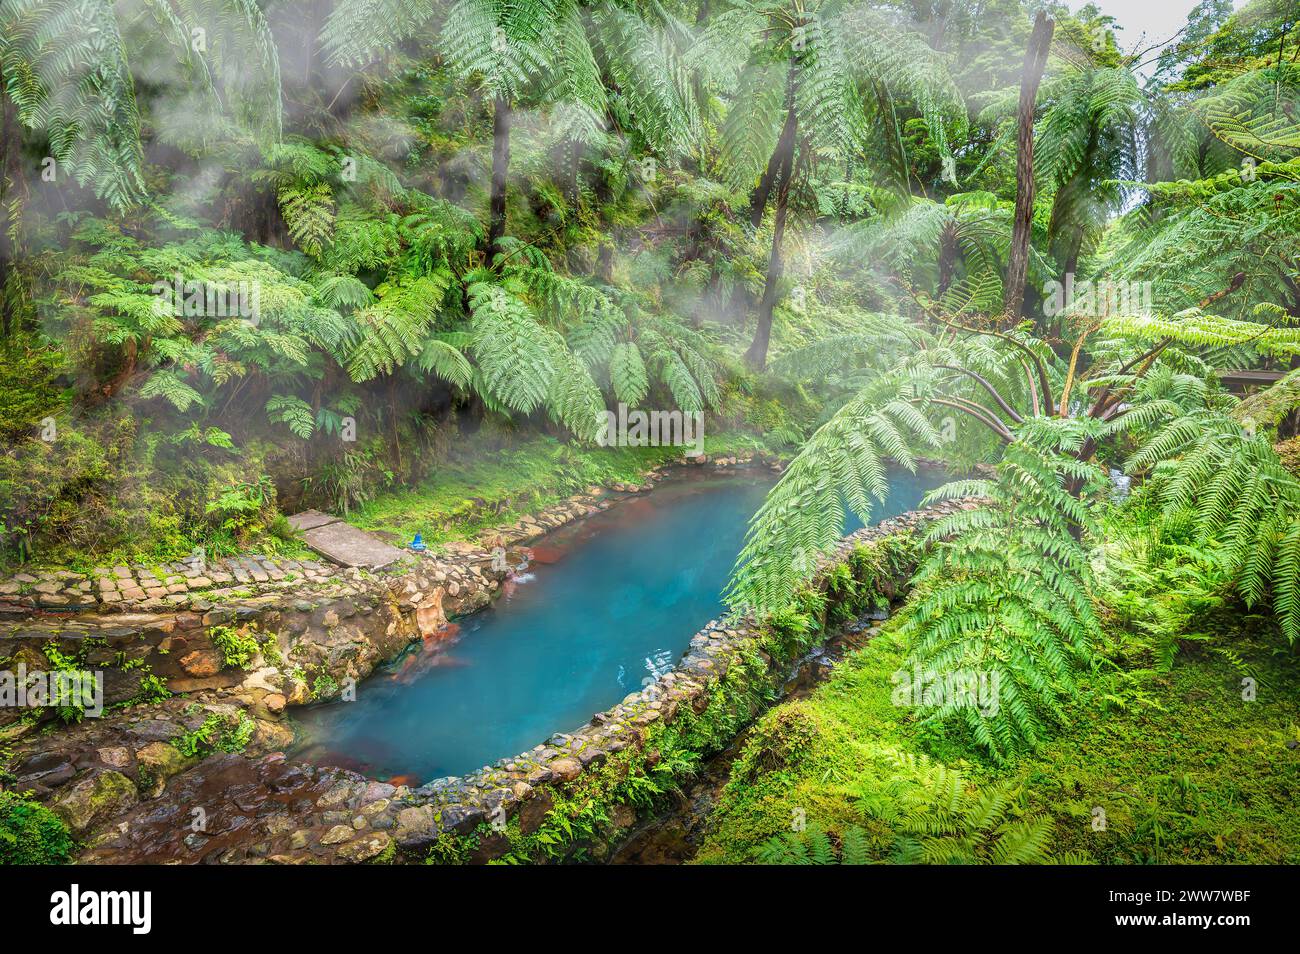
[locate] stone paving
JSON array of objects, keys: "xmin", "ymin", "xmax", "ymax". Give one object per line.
[{"xmin": 0, "ymin": 554, "xmax": 348, "ymax": 615}]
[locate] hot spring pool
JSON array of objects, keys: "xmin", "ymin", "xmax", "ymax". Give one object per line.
[{"xmin": 293, "ymin": 467, "xmax": 943, "ymax": 783}]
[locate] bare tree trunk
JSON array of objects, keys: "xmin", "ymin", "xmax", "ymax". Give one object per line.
[
  {"xmin": 0, "ymin": 81, "xmax": 25, "ymax": 340},
  {"xmin": 745, "ymin": 78, "xmax": 798, "ymax": 371},
  {"xmin": 1004, "ymin": 11, "xmax": 1054, "ymax": 322},
  {"xmin": 937, "ymin": 225, "xmax": 959, "ymax": 297},
  {"xmin": 745, "ymin": 166, "xmax": 791, "ymax": 370},
  {"xmin": 487, "ymin": 95, "xmax": 512, "ymax": 264},
  {"xmin": 749, "ymin": 150, "xmax": 781, "ymax": 228},
  {"xmin": 566, "ymin": 138, "xmax": 581, "ymax": 209},
  {"xmin": 590, "ymin": 152, "xmax": 615, "ymax": 282}
]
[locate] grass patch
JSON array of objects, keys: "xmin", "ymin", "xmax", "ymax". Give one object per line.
[{"xmin": 350, "ymin": 431, "xmax": 772, "ymax": 546}]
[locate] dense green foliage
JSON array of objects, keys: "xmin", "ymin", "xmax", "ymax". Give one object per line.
[
  {"xmin": 0, "ymin": 790, "xmax": 74, "ymax": 864},
  {"xmin": 2, "ymin": 0, "xmax": 1299, "ymax": 866}
]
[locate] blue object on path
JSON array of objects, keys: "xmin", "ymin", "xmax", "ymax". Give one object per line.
[{"xmin": 410, "ymin": 533, "xmax": 427, "ymax": 551}]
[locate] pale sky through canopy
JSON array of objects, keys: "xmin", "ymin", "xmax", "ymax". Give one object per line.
[{"xmin": 1069, "ymin": 0, "xmax": 1249, "ymax": 70}]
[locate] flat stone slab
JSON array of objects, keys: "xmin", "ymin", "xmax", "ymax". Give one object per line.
[
  {"xmin": 300, "ymin": 521, "xmax": 405, "ymax": 569},
  {"xmin": 287, "ymin": 510, "xmax": 341, "ymax": 532}
]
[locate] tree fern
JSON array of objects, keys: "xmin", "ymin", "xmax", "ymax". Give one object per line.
[
  {"xmin": 609, "ymin": 340, "xmax": 648, "ymax": 405},
  {"xmin": 346, "ymin": 272, "xmax": 452, "ymax": 381},
  {"xmin": 1129, "ymin": 408, "xmax": 1300, "ymax": 643},
  {"xmin": 1, "ymin": 0, "xmax": 283, "ymax": 209},
  {"xmin": 725, "ymin": 373, "xmax": 941, "ymax": 613},
  {"xmin": 895, "ymin": 419, "xmax": 1107, "ymax": 759}
]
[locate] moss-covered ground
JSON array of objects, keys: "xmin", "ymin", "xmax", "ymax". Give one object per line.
[{"xmin": 694, "ymin": 617, "xmax": 1300, "ymax": 864}]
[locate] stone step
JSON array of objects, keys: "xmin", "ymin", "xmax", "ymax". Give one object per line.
[
  {"xmin": 286, "ymin": 509, "xmax": 341, "ymax": 532},
  {"xmin": 298, "ymin": 520, "xmax": 406, "ymax": 569}
]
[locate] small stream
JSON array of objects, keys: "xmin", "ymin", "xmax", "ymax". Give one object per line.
[{"xmin": 293, "ymin": 467, "xmax": 942, "ymax": 785}]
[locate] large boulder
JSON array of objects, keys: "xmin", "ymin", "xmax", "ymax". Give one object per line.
[
  {"xmin": 392, "ymin": 805, "xmax": 438, "ymax": 848},
  {"xmin": 53, "ymin": 770, "xmax": 139, "ymax": 836}
]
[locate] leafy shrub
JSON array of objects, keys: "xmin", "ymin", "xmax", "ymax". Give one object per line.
[
  {"xmin": 134, "ymin": 674, "xmax": 172, "ymax": 704},
  {"xmin": 208, "ymin": 624, "xmax": 262, "ymax": 670},
  {"xmin": 171, "ymin": 711, "xmax": 257, "ymax": 758},
  {"xmin": 0, "ymin": 791, "xmax": 74, "ymax": 865},
  {"xmin": 205, "ymin": 476, "xmax": 278, "ymax": 546}
]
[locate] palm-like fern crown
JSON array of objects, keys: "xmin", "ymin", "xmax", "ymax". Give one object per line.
[
  {"xmin": 325, "ymin": 0, "xmax": 700, "ymax": 152},
  {"xmin": 2, "ymin": 0, "xmax": 146, "ymax": 208},
  {"xmin": 713, "ymin": 0, "xmax": 964, "ymax": 198},
  {"xmin": 832, "ymin": 191, "xmax": 1014, "ymax": 307},
  {"xmin": 1, "ymin": 0, "xmax": 282, "ymax": 210},
  {"xmin": 896, "ymin": 418, "xmax": 1107, "ymax": 759}
]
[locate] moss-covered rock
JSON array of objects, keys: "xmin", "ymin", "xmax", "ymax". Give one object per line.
[{"xmin": 51, "ymin": 770, "xmax": 139, "ymax": 837}]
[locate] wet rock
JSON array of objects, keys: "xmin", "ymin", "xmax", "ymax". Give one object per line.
[
  {"xmin": 14, "ymin": 750, "xmax": 70, "ymax": 777},
  {"xmin": 610, "ymin": 803, "xmax": 637, "ymax": 830},
  {"xmin": 284, "ymin": 676, "xmax": 310, "ymax": 706},
  {"xmin": 127, "ymin": 718, "xmax": 184, "ymax": 743},
  {"xmin": 361, "ymin": 781, "xmax": 396, "ymax": 802},
  {"xmin": 53, "ymin": 770, "xmax": 139, "ymax": 836},
  {"xmin": 577, "ymin": 747, "xmax": 607, "ymax": 769},
  {"xmin": 96, "ymin": 746, "xmax": 131, "ymax": 769},
  {"xmin": 393, "ymin": 805, "xmax": 437, "ymax": 848},
  {"xmin": 14, "ymin": 751, "xmax": 76, "ymax": 792},
  {"xmin": 518, "ymin": 789, "xmax": 554, "ymax": 836},
  {"xmin": 252, "ymin": 719, "xmax": 294, "ymax": 752},
  {"xmin": 547, "ymin": 757, "xmax": 582, "ymax": 782},
  {"xmin": 438, "ymin": 804, "xmax": 485, "ymax": 834},
  {"xmin": 241, "ymin": 667, "xmax": 282, "ymax": 693},
  {"xmin": 99, "ymin": 669, "xmax": 146, "ymax": 706},
  {"xmin": 337, "ymin": 832, "xmax": 391, "ymax": 863},
  {"xmin": 469, "ymin": 830, "xmax": 510, "ymax": 864},
  {"xmin": 321, "ymin": 824, "xmax": 354, "ymax": 845},
  {"xmin": 166, "ymin": 674, "xmax": 242, "ymax": 693},
  {"xmin": 315, "ymin": 780, "xmax": 357, "ymax": 809}
]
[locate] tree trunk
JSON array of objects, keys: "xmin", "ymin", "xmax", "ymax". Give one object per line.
[
  {"xmin": 487, "ymin": 95, "xmax": 512, "ymax": 264},
  {"xmin": 1004, "ymin": 11, "xmax": 1054, "ymax": 322},
  {"xmin": 745, "ymin": 83, "xmax": 798, "ymax": 371},
  {"xmin": 590, "ymin": 152, "xmax": 615, "ymax": 282},
  {"xmin": 749, "ymin": 149, "xmax": 781, "ymax": 228},
  {"xmin": 0, "ymin": 81, "xmax": 25, "ymax": 340},
  {"xmin": 745, "ymin": 169, "xmax": 791, "ymax": 370},
  {"xmin": 937, "ymin": 225, "xmax": 959, "ymax": 297},
  {"xmin": 749, "ymin": 63, "xmax": 801, "ymax": 229},
  {"xmin": 565, "ymin": 138, "xmax": 581, "ymax": 209}
]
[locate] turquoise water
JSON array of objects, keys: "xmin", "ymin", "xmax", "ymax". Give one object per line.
[{"xmin": 294, "ymin": 467, "xmax": 943, "ymax": 783}]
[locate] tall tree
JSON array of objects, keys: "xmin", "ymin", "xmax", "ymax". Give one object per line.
[
  {"xmin": 1036, "ymin": 18, "xmax": 1141, "ymax": 284},
  {"xmin": 1004, "ymin": 10, "xmax": 1053, "ymax": 321},
  {"xmin": 714, "ymin": 1, "xmax": 963, "ymax": 369}
]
